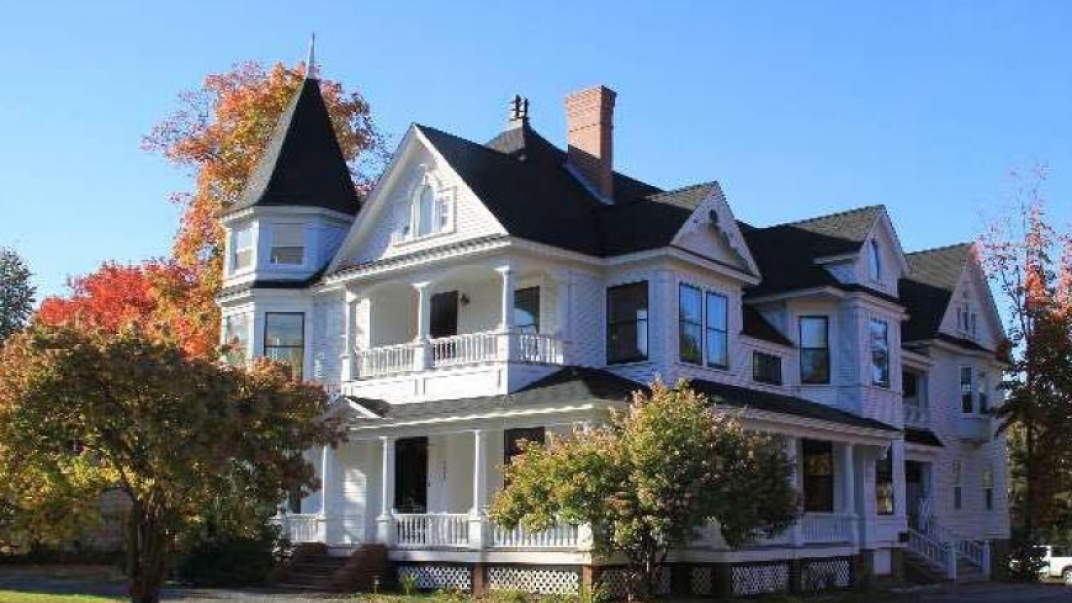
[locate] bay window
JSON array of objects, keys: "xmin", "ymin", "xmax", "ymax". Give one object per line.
[
  {"xmin": 752, "ymin": 351, "xmax": 782, "ymax": 385},
  {"xmin": 264, "ymin": 312, "xmax": 305, "ymax": 379},
  {"xmin": 799, "ymin": 316, "xmax": 830, "ymax": 384},
  {"xmin": 961, "ymin": 367, "xmax": 974, "ymax": 414},
  {"xmin": 678, "ymin": 284, "xmax": 703, "ymax": 364},
  {"xmin": 870, "ymin": 319, "xmax": 890, "ymax": 387},
  {"xmin": 607, "ymin": 282, "xmax": 649, "ymax": 364},
  {"xmin": 978, "ymin": 370, "xmax": 989, "ymax": 414},
  {"xmin": 232, "ymin": 226, "xmax": 253, "ymax": 271},
  {"xmin": 270, "ymin": 224, "xmax": 305, "ymax": 266},
  {"xmin": 706, "ymin": 292, "xmax": 729, "ymax": 369}
]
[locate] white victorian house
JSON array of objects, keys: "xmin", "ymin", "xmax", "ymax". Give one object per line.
[{"xmin": 217, "ymin": 63, "xmax": 1009, "ymax": 597}]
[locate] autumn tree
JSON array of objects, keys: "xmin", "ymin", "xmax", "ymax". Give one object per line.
[
  {"xmin": 978, "ymin": 167, "xmax": 1072, "ymax": 577},
  {"xmin": 0, "ymin": 326, "xmax": 344, "ymax": 603},
  {"xmin": 490, "ymin": 380, "xmax": 799, "ymax": 599},
  {"xmin": 0, "ymin": 246, "xmax": 34, "ymax": 343},
  {"xmin": 142, "ymin": 61, "xmax": 386, "ymax": 350},
  {"xmin": 37, "ymin": 260, "xmax": 216, "ymax": 358}
]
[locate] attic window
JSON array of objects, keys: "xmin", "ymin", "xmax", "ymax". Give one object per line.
[
  {"xmin": 397, "ymin": 183, "xmax": 453, "ymax": 243},
  {"xmin": 869, "ymin": 239, "xmax": 882, "ymax": 281}
]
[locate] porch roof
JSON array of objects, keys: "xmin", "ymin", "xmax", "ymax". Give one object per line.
[
  {"xmin": 904, "ymin": 427, "xmax": 944, "ymax": 448},
  {"xmin": 346, "ymin": 366, "xmax": 899, "ymax": 433}
]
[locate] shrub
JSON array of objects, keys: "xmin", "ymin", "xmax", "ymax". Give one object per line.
[{"xmin": 177, "ymin": 521, "xmax": 286, "ymax": 587}]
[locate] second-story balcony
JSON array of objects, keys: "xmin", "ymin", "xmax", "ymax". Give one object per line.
[{"xmin": 340, "ymin": 262, "xmax": 570, "ymax": 401}]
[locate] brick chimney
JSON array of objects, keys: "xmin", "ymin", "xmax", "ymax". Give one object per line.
[{"xmin": 565, "ymin": 85, "xmax": 617, "ymax": 201}]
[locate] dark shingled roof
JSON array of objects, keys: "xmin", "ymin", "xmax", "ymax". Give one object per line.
[
  {"xmin": 414, "ymin": 123, "xmax": 715, "ymax": 258},
  {"xmin": 350, "ymin": 366, "xmax": 896, "ymax": 432},
  {"xmin": 899, "ymin": 244, "xmax": 972, "ymax": 343},
  {"xmin": 904, "ymin": 427, "xmax": 944, "ymax": 447},
  {"xmin": 229, "ymin": 77, "xmax": 360, "ymax": 215},
  {"xmin": 742, "ymin": 306, "xmax": 792, "ymax": 346},
  {"xmin": 741, "ymin": 206, "xmax": 885, "ymax": 297}
]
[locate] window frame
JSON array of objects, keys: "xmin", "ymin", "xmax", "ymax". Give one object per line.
[
  {"xmin": 870, "ymin": 318, "xmax": 890, "ymax": 387},
  {"xmin": 953, "ymin": 460, "xmax": 963, "ymax": 511},
  {"xmin": 752, "ymin": 350, "xmax": 783, "ymax": 385},
  {"xmin": 263, "ymin": 312, "xmax": 306, "ymax": 380},
  {"xmin": 978, "ymin": 370, "xmax": 989, "ymax": 414},
  {"xmin": 232, "ymin": 225, "xmax": 254, "ymax": 272},
  {"xmin": 222, "ymin": 313, "xmax": 252, "ymax": 366},
  {"xmin": 705, "ymin": 291, "xmax": 729, "ymax": 369},
  {"xmin": 869, "ymin": 239, "xmax": 882, "ymax": 281},
  {"xmin": 799, "ymin": 316, "xmax": 831, "ymax": 385},
  {"xmin": 960, "ymin": 366, "xmax": 975, "ymax": 414},
  {"xmin": 875, "ymin": 452, "xmax": 895, "ymax": 516},
  {"xmin": 504, "ymin": 427, "xmax": 547, "ymax": 466},
  {"xmin": 802, "ymin": 439, "xmax": 835, "ymax": 513},
  {"xmin": 606, "ymin": 281, "xmax": 650, "ymax": 365},
  {"xmin": 983, "ymin": 465, "xmax": 994, "ymax": 511}
]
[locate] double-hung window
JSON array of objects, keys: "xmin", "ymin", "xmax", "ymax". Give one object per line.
[
  {"xmin": 870, "ymin": 319, "xmax": 890, "ymax": 387},
  {"xmin": 678, "ymin": 285, "xmax": 703, "ymax": 364},
  {"xmin": 222, "ymin": 313, "xmax": 251, "ymax": 366},
  {"xmin": 706, "ymin": 292, "xmax": 729, "ymax": 369},
  {"xmin": 876, "ymin": 452, "xmax": 894, "ymax": 515},
  {"xmin": 504, "ymin": 427, "xmax": 546, "ymax": 466},
  {"xmin": 978, "ymin": 370, "xmax": 989, "ymax": 414},
  {"xmin": 264, "ymin": 313, "xmax": 305, "ymax": 380},
  {"xmin": 953, "ymin": 460, "xmax": 963, "ymax": 510},
  {"xmin": 802, "ymin": 440, "xmax": 834, "ymax": 513},
  {"xmin": 270, "ymin": 224, "xmax": 305, "ymax": 266},
  {"xmin": 983, "ymin": 465, "xmax": 994, "ymax": 511},
  {"xmin": 869, "ymin": 239, "xmax": 882, "ymax": 281},
  {"xmin": 607, "ymin": 282, "xmax": 649, "ymax": 364},
  {"xmin": 233, "ymin": 226, "xmax": 254, "ymax": 271},
  {"xmin": 961, "ymin": 367, "xmax": 974, "ymax": 414},
  {"xmin": 514, "ymin": 287, "xmax": 541, "ymax": 333},
  {"xmin": 799, "ymin": 316, "xmax": 830, "ymax": 384}
]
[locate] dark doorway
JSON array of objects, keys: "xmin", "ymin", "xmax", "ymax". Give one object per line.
[
  {"xmin": 430, "ymin": 291, "xmax": 459, "ymax": 339},
  {"xmin": 395, "ymin": 437, "xmax": 428, "ymax": 513},
  {"xmin": 906, "ymin": 460, "xmax": 927, "ymax": 526}
]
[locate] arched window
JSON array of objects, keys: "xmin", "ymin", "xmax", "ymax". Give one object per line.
[
  {"xmin": 869, "ymin": 239, "xmax": 882, "ymax": 281},
  {"xmin": 416, "ymin": 185, "xmax": 435, "ymax": 236}
]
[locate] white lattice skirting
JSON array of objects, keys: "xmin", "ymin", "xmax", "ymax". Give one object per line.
[
  {"xmin": 397, "ymin": 565, "xmax": 472, "ymax": 592},
  {"xmin": 800, "ymin": 558, "xmax": 852, "ymax": 591},
  {"xmin": 732, "ymin": 563, "xmax": 790, "ymax": 596},
  {"xmin": 487, "ymin": 567, "xmax": 580, "ymax": 595},
  {"xmin": 598, "ymin": 567, "xmax": 671, "ymax": 599},
  {"xmin": 689, "ymin": 566, "xmax": 714, "ymax": 596}
]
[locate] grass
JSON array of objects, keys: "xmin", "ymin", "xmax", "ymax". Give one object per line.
[{"xmin": 0, "ymin": 593, "xmax": 120, "ymax": 603}]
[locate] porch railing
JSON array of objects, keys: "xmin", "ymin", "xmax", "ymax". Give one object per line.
[
  {"xmin": 394, "ymin": 513, "xmax": 470, "ymax": 548},
  {"xmin": 275, "ymin": 514, "xmax": 323, "ymax": 543},
  {"xmin": 490, "ymin": 522, "xmax": 580, "ymax": 549},
  {"xmin": 800, "ymin": 512, "xmax": 855, "ymax": 544},
  {"xmin": 908, "ymin": 527, "xmax": 957, "ymax": 579},
  {"xmin": 353, "ymin": 331, "xmax": 565, "ymax": 379}
]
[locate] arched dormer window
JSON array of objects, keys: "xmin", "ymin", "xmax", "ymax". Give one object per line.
[
  {"xmin": 869, "ymin": 239, "xmax": 882, "ymax": 281},
  {"xmin": 395, "ymin": 177, "xmax": 453, "ymax": 243}
]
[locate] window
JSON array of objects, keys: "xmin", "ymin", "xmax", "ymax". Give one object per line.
[
  {"xmin": 802, "ymin": 440, "xmax": 834, "ymax": 513},
  {"xmin": 903, "ymin": 371, "xmax": 918, "ymax": 400},
  {"xmin": 222, "ymin": 313, "xmax": 251, "ymax": 366},
  {"xmin": 953, "ymin": 460, "xmax": 963, "ymax": 511},
  {"xmin": 753, "ymin": 351, "xmax": 783, "ymax": 385},
  {"xmin": 270, "ymin": 224, "xmax": 305, "ymax": 266},
  {"xmin": 983, "ymin": 465, "xmax": 994, "ymax": 511},
  {"xmin": 233, "ymin": 226, "xmax": 253, "ymax": 271},
  {"xmin": 876, "ymin": 452, "xmax": 894, "ymax": 515},
  {"xmin": 504, "ymin": 427, "xmax": 546, "ymax": 465},
  {"xmin": 607, "ymin": 282, "xmax": 649, "ymax": 364},
  {"xmin": 400, "ymin": 183, "xmax": 452, "ymax": 241},
  {"xmin": 264, "ymin": 313, "xmax": 305, "ymax": 379},
  {"xmin": 869, "ymin": 239, "xmax": 882, "ymax": 281},
  {"xmin": 706, "ymin": 292, "xmax": 729, "ymax": 369},
  {"xmin": 978, "ymin": 371, "xmax": 989, "ymax": 414},
  {"xmin": 679, "ymin": 285, "xmax": 703, "ymax": 364},
  {"xmin": 416, "ymin": 185, "xmax": 435, "ymax": 236},
  {"xmin": 961, "ymin": 367, "xmax": 974, "ymax": 414},
  {"xmin": 799, "ymin": 317, "xmax": 830, "ymax": 384},
  {"xmin": 514, "ymin": 287, "xmax": 540, "ymax": 333},
  {"xmin": 870, "ymin": 319, "xmax": 890, "ymax": 387}
]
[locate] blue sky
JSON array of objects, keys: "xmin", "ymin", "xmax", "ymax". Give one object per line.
[{"xmin": 2, "ymin": 1, "xmax": 1071, "ymax": 299}]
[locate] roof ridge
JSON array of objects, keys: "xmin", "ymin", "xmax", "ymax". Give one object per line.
[
  {"xmin": 905, "ymin": 241, "xmax": 974, "ymax": 257},
  {"xmin": 646, "ymin": 180, "xmax": 716, "ymax": 200},
  {"xmin": 763, "ymin": 204, "xmax": 884, "ymax": 230}
]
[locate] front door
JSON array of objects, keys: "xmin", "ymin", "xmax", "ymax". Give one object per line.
[
  {"xmin": 395, "ymin": 437, "xmax": 428, "ymax": 513},
  {"xmin": 429, "ymin": 291, "xmax": 459, "ymax": 339},
  {"xmin": 905, "ymin": 460, "xmax": 927, "ymax": 527}
]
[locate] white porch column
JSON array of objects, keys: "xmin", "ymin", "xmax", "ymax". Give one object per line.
[
  {"xmin": 320, "ymin": 444, "xmax": 334, "ymax": 544},
  {"xmin": 554, "ymin": 269, "xmax": 573, "ymax": 364},
  {"xmin": 496, "ymin": 266, "xmax": 516, "ymax": 361},
  {"xmin": 469, "ymin": 429, "xmax": 488, "ymax": 550},
  {"xmin": 413, "ymin": 282, "xmax": 432, "ymax": 371},
  {"xmin": 785, "ymin": 436, "xmax": 804, "ymax": 546},
  {"xmin": 891, "ymin": 439, "xmax": 907, "ymax": 521},
  {"xmin": 841, "ymin": 443, "xmax": 859, "ymax": 544},
  {"xmin": 376, "ymin": 436, "xmax": 396, "ymax": 546},
  {"xmin": 340, "ymin": 289, "xmax": 358, "ymax": 381}
]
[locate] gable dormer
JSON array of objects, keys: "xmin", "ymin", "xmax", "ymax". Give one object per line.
[
  {"xmin": 221, "ymin": 69, "xmax": 359, "ymax": 288},
  {"xmin": 939, "ymin": 255, "xmax": 1003, "ymax": 349},
  {"xmin": 805, "ymin": 206, "xmax": 909, "ymax": 297}
]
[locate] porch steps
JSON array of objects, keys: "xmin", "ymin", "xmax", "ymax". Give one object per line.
[
  {"xmin": 904, "ymin": 550, "xmax": 986, "ymax": 584},
  {"xmin": 274, "ymin": 543, "xmax": 389, "ymax": 592}
]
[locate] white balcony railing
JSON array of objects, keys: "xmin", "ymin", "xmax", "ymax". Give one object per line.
[
  {"xmin": 394, "ymin": 513, "xmax": 470, "ymax": 548},
  {"xmin": 903, "ymin": 401, "xmax": 930, "ymax": 427},
  {"xmin": 491, "ymin": 522, "xmax": 580, "ymax": 549},
  {"xmin": 800, "ymin": 512, "xmax": 855, "ymax": 544},
  {"xmin": 352, "ymin": 331, "xmax": 564, "ymax": 379}
]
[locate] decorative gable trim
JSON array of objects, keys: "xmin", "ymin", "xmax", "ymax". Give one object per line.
[{"xmin": 669, "ymin": 183, "xmax": 760, "ymax": 279}]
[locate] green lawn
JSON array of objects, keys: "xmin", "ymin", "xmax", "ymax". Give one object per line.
[{"xmin": 0, "ymin": 593, "xmax": 120, "ymax": 603}]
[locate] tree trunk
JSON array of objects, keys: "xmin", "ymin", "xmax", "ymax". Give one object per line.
[{"xmin": 126, "ymin": 500, "xmax": 170, "ymax": 603}]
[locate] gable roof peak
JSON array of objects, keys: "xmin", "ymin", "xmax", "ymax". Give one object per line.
[
  {"xmin": 227, "ymin": 71, "xmax": 359, "ymax": 216},
  {"xmin": 777, "ymin": 204, "xmax": 885, "ymax": 230}
]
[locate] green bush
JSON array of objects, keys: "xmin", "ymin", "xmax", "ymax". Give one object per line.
[{"xmin": 177, "ymin": 521, "xmax": 285, "ymax": 587}]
